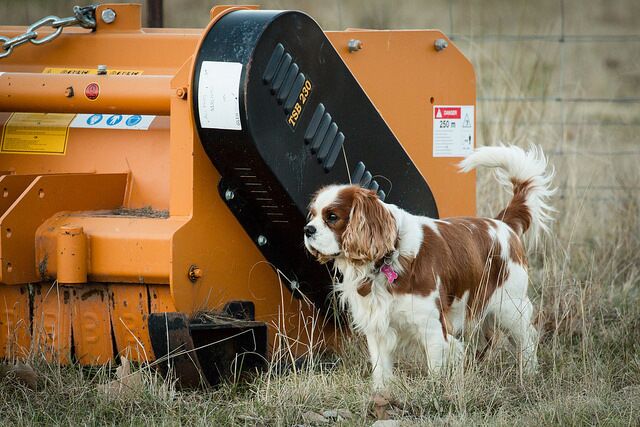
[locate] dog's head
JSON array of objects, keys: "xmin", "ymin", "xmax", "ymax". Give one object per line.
[{"xmin": 304, "ymin": 185, "xmax": 397, "ymax": 265}]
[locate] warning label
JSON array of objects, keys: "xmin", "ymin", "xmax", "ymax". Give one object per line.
[
  {"xmin": 433, "ymin": 105, "xmax": 474, "ymax": 157},
  {"xmin": 43, "ymin": 68, "xmax": 143, "ymax": 75},
  {"xmin": 1, "ymin": 113, "xmax": 74, "ymax": 155},
  {"xmin": 198, "ymin": 61, "xmax": 242, "ymax": 130},
  {"xmin": 70, "ymin": 114, "xmax": 155, "ymax": 130}
]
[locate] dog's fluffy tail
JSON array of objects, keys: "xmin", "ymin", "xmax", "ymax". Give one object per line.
[{"xmin": 458, "ymin": 144, "xmax": 556, "ymax": 240}]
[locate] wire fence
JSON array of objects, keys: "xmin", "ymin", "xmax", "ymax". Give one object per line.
[{"xmin": 444, "ymin": 0, "xmax": 640, "ymax": 198}]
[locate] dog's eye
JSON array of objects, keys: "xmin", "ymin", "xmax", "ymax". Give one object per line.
[{"xmin": 326, "ymin": 212, "xmax": 338, "ymax": 223}]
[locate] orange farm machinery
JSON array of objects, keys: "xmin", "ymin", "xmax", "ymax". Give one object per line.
[{"xmin": 0, "ymin": 3, "xmax": 475, "ymax": 386}]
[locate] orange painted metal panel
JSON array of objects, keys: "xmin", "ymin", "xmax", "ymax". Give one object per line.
[
  {"xmin": 0, "ymin": 285, "xmax": 30, "ymax": 358},
  {"xmin": 71, "ymin": 284, "xmax": 114, "ymax": 365},
  {"xmin": 327, "ymin": 30, "xmax": 476, "ymax": 218},
  {"xmin": 109, "ymin": 284, "xmax": 155, "ymax": 362},
  {"xmin": 57, "ymin": 226, "xmax": 88, "ymax": 284},
  {"xmin": 0, "ymin": 173, "xmax": 127, "ymax": 285},
  {"xmin": 32, "ymin": 283, "xmax": 72, "ymax": 363},
  {"xmin": 0, "ymin": 174, "xmax": 37, "ymax": 217},
  {"xmin": 149, "ymin": 284, "xmax": 176, "ymax": 313},
  {"xmin": 95, "ymin": 3, "xmax": 145, "ymax": 33}
]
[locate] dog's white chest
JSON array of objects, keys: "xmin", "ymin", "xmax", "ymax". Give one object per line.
[
  {"xmin": 339, "ymin": 276, "xmax": 442, "ymax": 336},
  {"xmin": 340, "ymin": 281, "xmax": 393, "ymax": 333}
]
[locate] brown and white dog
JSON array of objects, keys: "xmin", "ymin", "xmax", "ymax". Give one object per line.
[{"xmin": 304, "ymin": 145, "xmax": 554, "ymax": 389}]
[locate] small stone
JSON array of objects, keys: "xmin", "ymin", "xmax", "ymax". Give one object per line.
[{"xmin": 5, "ymin": 362, "xmax": 37, "ymax": 389}]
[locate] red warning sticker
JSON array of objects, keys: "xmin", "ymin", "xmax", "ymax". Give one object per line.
[
  {"xmin": 434, "ymin": 107, "xmax": 461, "ymax": 119},
  {"xmin": 85, "ymin": 82, "xmax": 100, "ymax": 101}
]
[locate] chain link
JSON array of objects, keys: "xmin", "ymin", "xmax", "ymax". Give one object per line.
[{"xmin": 0, "ymin": 5, "xmax": 97, "ymax": 59}]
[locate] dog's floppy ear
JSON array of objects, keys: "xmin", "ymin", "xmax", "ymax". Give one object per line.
[{"xmin": 342, "ymin": 187, "xmax": 397, "ymax": 263}]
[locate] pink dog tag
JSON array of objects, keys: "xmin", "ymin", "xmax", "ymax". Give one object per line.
[{"xmin": 381, "ymin": 264, "xmax": 398, "ymax": 284}]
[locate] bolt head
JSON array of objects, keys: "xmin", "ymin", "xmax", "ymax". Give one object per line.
[
  {"xmin": 290, "ymin": 280, "xmax": 299, "ymax": 291},
  {"xmin": 97, "ymin": 64, "xmax": 107, "ymax": 75},
  {"xmin": 188, "ymin": 265, "xmax": 202, "ymax": 283},
  {"xmin": 257, "ymin": 235, "xmax": 267, "ymax": 246},
  {"xmin": 224, "ymin": 189, "xmax": 235, "ymax": 201},
  {"xmin": 101, "ymin": 8, "xmax": 117, "ymax": 24},
  {"xmin": 434, "ymin": 38, "xmax": 449, "ymax": 51},
  {"xmin": 348, "ymin": 39, "xmax": 363, "ymax": 52}
]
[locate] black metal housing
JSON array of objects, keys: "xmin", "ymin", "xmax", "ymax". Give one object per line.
[{"xmin": 192, "ymin": 10, "xmax": 438, "ymax": 309}]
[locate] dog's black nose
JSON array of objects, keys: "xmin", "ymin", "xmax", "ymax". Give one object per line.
[{"xmin": 304, "ymin": 225, "xmax": 316, "ymax": 237}]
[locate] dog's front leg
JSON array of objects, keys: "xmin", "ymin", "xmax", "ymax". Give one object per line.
[{"xmin": 366, "ymin": 330, "xmax": 396, "ymax": 390}]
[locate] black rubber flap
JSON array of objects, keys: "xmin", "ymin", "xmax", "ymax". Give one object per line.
[{"xmin": 149, "ymin": 311, "xmax": 267, "ymax": 388}]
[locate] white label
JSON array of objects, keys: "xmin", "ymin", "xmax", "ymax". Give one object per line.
[
  {"xmin": 70, "ymin": 114, "xmax": 155, "ymax": 130},
  {"xmin": 433, "ymin": 105, "xmax": 474, "ymax": 157},
  {"xmin": 198, "ymin": 61, "xmax": 242, "ymax": 130}
]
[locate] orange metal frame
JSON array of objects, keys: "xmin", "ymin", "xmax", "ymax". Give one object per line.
[{"xmin": 0, "ymin": 3, "xmax": 475, "ymax": 364}]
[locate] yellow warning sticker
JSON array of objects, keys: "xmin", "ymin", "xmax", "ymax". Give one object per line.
[
  {"xmin": 43, "ymin": 67, "xmax": 144, "ymax": 76},
  {"xmin": 1, "ymin": 113, "xmax": 75, "ymax": 155}
]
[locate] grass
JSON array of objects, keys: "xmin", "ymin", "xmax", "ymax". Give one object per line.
[{"xmin": 2, "ymin": 1, "xmax": 640, "ymax": 426}]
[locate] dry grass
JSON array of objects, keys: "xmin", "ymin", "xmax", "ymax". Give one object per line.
[{"xmin": 2, "ymin": 0, "xmax": 640, "ymax": 425}]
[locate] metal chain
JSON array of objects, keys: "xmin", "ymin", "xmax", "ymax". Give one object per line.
[{"xmin": 0, "ymin": 5, "xmax": 97, "ymax": 59}]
